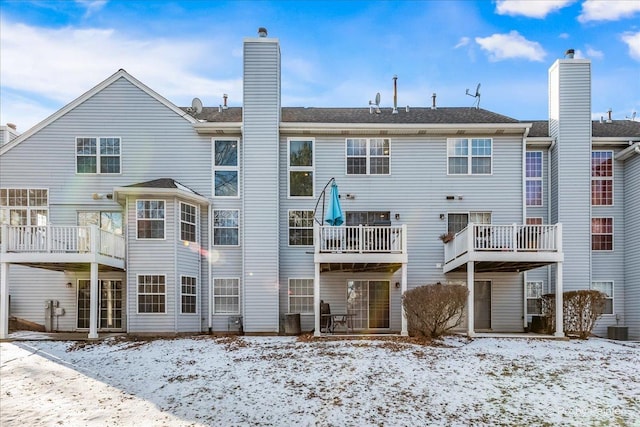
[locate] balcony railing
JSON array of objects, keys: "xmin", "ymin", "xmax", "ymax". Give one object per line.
[
  {"xmin": 316, "ymin": 225, "xmax": 406, "ymax": 254},
  {"xmin": 444, "ymin": 223, "xmax": 562, "ymax": 264},
  {"xmin": 1, "ymin": 225, "xmax": 125, "ymax": 260}
]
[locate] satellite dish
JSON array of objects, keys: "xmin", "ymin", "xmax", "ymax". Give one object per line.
[
  {"xmin": 465, "ymin": 83, "xmax": 481, "ymax": 109},
  {"xmin": 375, "ymin": 92, "xmax": 381, "ymax": 106},
  {"xmin": 191, "ymin": 97, "xmax": 203, "ymax": 114}
]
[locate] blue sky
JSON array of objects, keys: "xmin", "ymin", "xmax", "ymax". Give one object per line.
[{"xmin": 1, "ymin": 0, "xmax": 639, "ymax": 131}]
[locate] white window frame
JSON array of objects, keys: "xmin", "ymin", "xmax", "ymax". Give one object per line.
[
  {"xmin": 288, "ymin": 138, "xmax": 315, "ymax": 198},
  {"xmin": 345, "ymin": 138, "xmax": 390, "ymax": 176},
  {"xmin": 447, "ymin": 138, "xmax": 493, "ymax": 175},
  {"xmin": 447, "ymin": 211, "xmax": 491, "ymax": 234},
  {"xmin": 591, "ymin": 217, "xmax": 614, "ymax": 252},
  {"xmin": 526, "ymin": 151, "xmax": 543, "ymax": 206},
  {"xmin": 213, "ymin": 139, "xmax": 240, "ymax": 198},
  {"xmin": 526, "ymin": 281, "xmax": 544, "ymax": 316},
  {"xmin": 75, "ymin": 137, "xmax": 121, "ymax": 175},
  {"xmin": 0, "ymin": 188, "xmax": 49, "ymax": 226},
  {"xmin": 77, "ymin": 211, "xmax": 123, "ymax": 235},
  {"xmin": 213, "ymin": 277, "xmax": 240, "ymax": 315},
  {"xmin": 288, "ymin": 278, "xmax": 314, "ymax": 314},
  {"xmin": 591, "ymin": 150, "xmax": 614, "ymax": 206},
  {"xmin": 288, "ymin": 210, "xmax": 314, "ymax": 246},
  {"xmin": 180, "ymin": 202, "xmax": 198, "ymax": 243},
  {"xmin": 136, "ymin": 274, "xmax": 166, "ymax": 314},
  {"xmin": 591, "ymin": 281, "xmax": 614, "ymax": 315},
  {"xmin": 180, "ymin": 275, "xmax": 198, "ymax": 315},
  {"xmin": 136, "ymin": 200, "xmax": 165, "ymax": 240},
  {"xmin": 213, "ymin": 209, "xmax": 239, "ymax": 246}
]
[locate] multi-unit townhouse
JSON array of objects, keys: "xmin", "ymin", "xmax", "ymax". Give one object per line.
[{"xmin": 1, "ymin": 29, "xmax": 639, "ymax": 340}]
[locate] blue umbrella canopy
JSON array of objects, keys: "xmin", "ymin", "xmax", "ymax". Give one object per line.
[{"xmin": 324, "ymin": 182, "xmax": 344, "ymax": 226}]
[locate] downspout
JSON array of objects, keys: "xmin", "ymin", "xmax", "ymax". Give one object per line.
[
  {"xmin": 174, "ymin": 199, "xmax": 178, "ymax": 333},
  {"xmin": 208, "ymin": 201, "xmax": 213, "ymax": 333},
  {"xmin": 522, "ymin": 126, "xmax": 529, "ymax": 329},
  {"xmin": 125, "ymin": 198, "xmax": 130, "ymax": 333}
]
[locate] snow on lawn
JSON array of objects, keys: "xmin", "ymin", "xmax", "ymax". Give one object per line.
[{"xmin": 1, "ymin": 335, "xmax": 639, "ymax": 426}]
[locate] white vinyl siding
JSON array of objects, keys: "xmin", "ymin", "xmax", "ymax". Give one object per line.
[
  {"xmin": 136, "ymin": 200, "xmax": 165, "ymax": 239},
  {"xmin": 288, "ymin": 139, "xmax": 314, "ymax": 197},
  {"xmin": 447, "ymin": 138, "xmax": 492, "ymax": 175},
  {"xmin": 592, "ymin": 281, "xmax": 614, "ymax": 315},
  {"xmin": 137, "ymin": 275, "xmax": 166, "ymax": 314},
  {"xmin": 213, "ymin": 139, "xmax": 239, "ymax": 197},
  {"xmin": 346, "ymin": 138, "xmax": 390, "ymax": 175},
  {"xmin": 288, "ymin": 278, "xmax": 314, "ymax": 314},
  {"xmin": 76, "ymin": 137, "xmax": 121, "ymax": 174},
  {"xmin": 213, "ymin": 278, "xmax": 240, "ymax": 314}
]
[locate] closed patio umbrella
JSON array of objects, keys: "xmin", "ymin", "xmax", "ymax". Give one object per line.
[{"xmin": 324, "ymin": 181, "xmax": 344, "ymax": 226}]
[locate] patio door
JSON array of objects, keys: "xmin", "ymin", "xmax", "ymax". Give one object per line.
[
  {"xmin": 474, "ymin": 280, "xmax": 491, "ymax": 330},
  {"xmin": 77, "ymin": 280, "xmax": 123, "ymax": 330},
  {"xmin": 347, "ymin": 280, "xmax": 390, "ymax": 330}
]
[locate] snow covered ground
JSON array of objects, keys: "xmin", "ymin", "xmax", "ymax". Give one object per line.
[{"xmin": 1, "ymin": 334, "xmax": 638, "ymax": 426}]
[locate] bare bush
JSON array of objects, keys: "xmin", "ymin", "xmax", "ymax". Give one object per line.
[
  {"xmin": 541, "ymin": 290, "xmax": 606, "ymax": 339},
  {"xmin": 402, "ymin": 284, "xmax": 468, "ymax": 339}
]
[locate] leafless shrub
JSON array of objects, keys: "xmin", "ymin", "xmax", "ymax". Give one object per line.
[
  {"xmin": 542, "ymin": 290, "xmax": 606, "ymax": 339},
  {"xmin": 402, "ymin": 283, "xmax": 468, "ymax": 339}
]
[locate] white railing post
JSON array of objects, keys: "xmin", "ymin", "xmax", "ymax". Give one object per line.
[
  {"xmin": 314, "ymin": 223, "xmax": 320, "ymax": 253},
  {"xmin": 0, "ymin": 224, "xmax": 7, "ymax": 254},
  {"xmin": 358, "ymin": 225, "xmax": 363, "ymax": 253},
  {"xmin": 90, "ymin": 225, "xmax": 98, "ymax": 255},
  {"xmin": 512, "ymin": 223, "xmax": 518, "ymax": 252},
  {"xmin": 467, "ymin": 223, "xmax": 474, "ymax": 255},
  {"xmin": 401, "ymin": 225, "xmax": 407, "ymax": 254},
  {"xmin": 556, "ymin": 223, "xmax": 562, "ymax": 253}
]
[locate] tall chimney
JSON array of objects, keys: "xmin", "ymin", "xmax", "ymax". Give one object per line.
[
  {"xmin": 431, "ymin": 93, "xmax": 437, "ymax": 110},
  {"xmin": 392, "ymin": 75, "xmax": 398, "ymax": 114}
]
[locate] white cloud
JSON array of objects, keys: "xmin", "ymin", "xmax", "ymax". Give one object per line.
[
  {"xmin": 454, "ymin": 37, "xmax": 470, "ymax": 49},
  {"xmin": 495, "ymin": 0, "xmax": 575, "ymax": 18},
  {"xmin": 621, "ymin": 31, "xmax": 640, "ymax": 61},
  {"xmin": 475, "ymin": 31, "xmax": 546, "ymax": 62},
  {"xmin": 585, "ymin": 46, "xmax": 604, "ymax": 60},
  {"xmin": 578, "ymin": 0, "xmax": 640, "ymax": 22},
  {"xmin": 0, "ymin": 20, "xmax": 241, "ymax": 129},
  {"xmin": 559, "ymin": 33, "xmax": 570, "ymax": 39},
  {"xmin": 76, "ymin": 0, "xmax": 108, "ymax": 17}
]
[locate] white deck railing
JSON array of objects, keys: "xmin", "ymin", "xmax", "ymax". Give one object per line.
[
  {"xmin": 444, "ymin": 223, "xmax": 562, "ymax": 264},
  {"xmin": 316, "ymin": 225, "xmax": 406, "ymax": 254},
  {"xmin": 1, "ymin": 225, "xmax": 125, "ymax": 260}
]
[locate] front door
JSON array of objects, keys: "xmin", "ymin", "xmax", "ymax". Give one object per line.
[
  {"xmin": 77, "ymin": 280, "xmax": 124, "ymax": 330},
  {"xmin": 474, "ymin": 280, "xmax": 491, "ymax": 330},
  {"xmin": 347, "ymin": 280, "xmax": 390, "ymax": 330}
]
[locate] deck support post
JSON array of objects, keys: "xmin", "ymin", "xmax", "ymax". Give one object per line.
[
  {"xmin": 88, "ymin": 262, "xmax": 99, "ymax": 339},
  {"xmin": 0, "ymin": 262, "xmax": 9, "ymax": 339},
  {"xmin": 554, "ymin": 262, "xmax": 564, "ymax": 337},
  {"xmin": 467, "ymin": 261, "xmax": 475, "ymax": 337},
  {"xmin": 314, "ymin": 261, "xmax": 321, "ymax": 337},
  {"xmin": 400, "ymin": 263, "xmax": 408, "ymax": 336}
]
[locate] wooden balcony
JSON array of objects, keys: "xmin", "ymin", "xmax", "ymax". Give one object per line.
[
  {"xmin": 314, "ymin": 224, "xmax": 408, "ymax": 272},
  {"xmin": 0, "ymin": 225, "xmax": 125, "ymax": 271},
  {"xmin": 443, "ymin": 223, "xmax": 563, "ymax": 273}
]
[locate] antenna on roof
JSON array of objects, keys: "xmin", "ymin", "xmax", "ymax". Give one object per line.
[
  {"xmin": 625, "ymin": 111, "xmax": 637, "ymax": 121},
  {"xmin": 187, "ymin": 97, "xmax": 203, "ymax": 116},
  {"xmin": 465, "ymin": 83, "xmax": 481, "ymax": 109},
  {"xmin": 369, "ymin": 92, "xmax": 381, "ymax": 114}
]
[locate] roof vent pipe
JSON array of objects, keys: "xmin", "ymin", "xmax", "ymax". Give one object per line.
[
  {"xmin": 7, "ymin": 123, "xmax": 16, "ymax": 130},
  {"xmin": 223, "ymin": 94, "xmax": 228, "ymax": 110},
  {"xmin": 607, "ymin": 108, "xmax": 612, "ymax": 123},
  {"xmin": 406, "ymin": 105, "xmax": 410, "ymax": 113},
  {"xmin": 392, "ymin": 75, "xmax": 398, "ymax": 114},
  {"xmin": 431, "ymin": 93, "xmax": 437, "ymax": 110},
  {"xmin": 565, "ymin": 49, "xmax": 575, "ymax": 59},
  {"xmin": 258, "ymin": 27, "xmax": 268, "ymax": 37}
]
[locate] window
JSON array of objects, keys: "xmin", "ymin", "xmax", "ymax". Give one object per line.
[
  {"xmin": 0, "ymin": 188, "xmax": 48, "ymax": 226},
  {"xmin": 76, "ymin": 137, "xmax": 120, "ymax": 174},
  {"xmin": 213, "ymin": 210, "xmax": 239, "ymax": 246},
  {"xmin": 136, "ymin": 200, "xmax": 165, "ymax": 239},
  {"xmin": 592, "ymin": 217, "xmax": 613, "ymax": 251},
  {"xmin": 345, "ymin": 211, "xmax": 391, "ymax": 226},
  {"xmin": 526, "ymin": 151, "xmax": 543, "ymax": 206},
  {"xmin": 447, "ymin": 138, "xmax": 492, "ymax": 175},
  {"xmin": 289, "ymin": 210, "xmax": 314, "ymax": 246},
  {"xmin": 288, "ymin": 139, "xmax": 314, "ymax": 197},
  {"xmin": 181, "ymin": 276, "xmax": 197, "ymax": 314},
  {"xmin": 346, "ymin": 138, "xmax": 390, "ymax": 175},
  {"xmin": 137, "ymin": 275, "xmax": 166, "ymax": 313},
  {"xmin": 78, "ymin": 211, "xmax": 123, "ymax": 234},
  {"xmin": 591, "ymin": 151, "xmax": 613, "ymax": 206},
  {"xmin": 447, "ymin": 212, "xmax": 491, "ymax": 234},
  {"xmin": 526, "ymin": 217, "xmax": 543, "ymax": 225},
  {"xmin": 180, "ymin": 203, "xmax": 197, "ymax": 243},
  {"xmin": 591, "ymin": 281, "xmax": 613, "ymax": 314},
  {"xmin": 213, "ymin": 139, "xmax": 238, "ymax": 197},
  {"xmin": 526, "ymin": 281, "xmax": 543, "ymax": 315},
  {"xmin": 289, "ymin": 278, "xmax": 314, "ymax": 314},
  {"xmin": 214, "ymin": 278, "xmax": 240, "ymax": 314}
]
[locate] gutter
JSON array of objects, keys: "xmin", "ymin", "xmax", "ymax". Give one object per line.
[{"xmin": 615, "ymin": 141, "xmax": 640, "ymax": 161}]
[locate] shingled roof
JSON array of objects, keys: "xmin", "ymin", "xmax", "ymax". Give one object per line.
[
  {"xmin": 527, "ymin": 120, "xmax": 640, "ymax": 138},
  {"xmin": 124, "ymin": 178, "xmax": 203, "ymax": 196}
]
